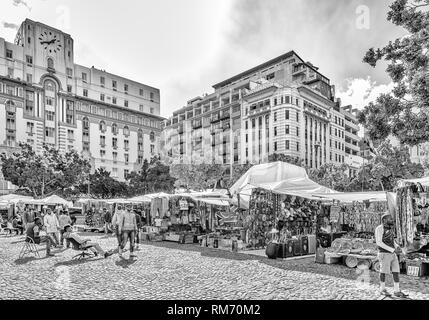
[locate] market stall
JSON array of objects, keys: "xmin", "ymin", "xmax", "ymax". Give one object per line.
[{"xmin": 393, "ymin": 177, "xmax": 429, "ymax": 277}]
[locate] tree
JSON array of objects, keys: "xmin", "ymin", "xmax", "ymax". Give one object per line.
[
  {"xmin": 126, "ymin": 156, "xmax": 176, "ymax": 195},
  {"xmin": 308, "ymin": 163, "xmax": 352, "ymax": 191},
  {"xmin": 358, "ymin": 0, "xmax": 429, "ymax": 146},
  {"xmin": 170, "ymin": 163, "xmax": 224, "ymax": 191},
  {"xmin": 224, "ymin": 163, "xmax": 254, "ymax": 189},
  {"xmin": 0, "ymin": 143, "xmax": 91, "ymax": 198},
  {"xmin": 81, "ymin": 168, "xmax": 129, "ymax": 199},
  {"xmin": 349, "ymin": 140, "xmax": 425, "ymax": 191}
]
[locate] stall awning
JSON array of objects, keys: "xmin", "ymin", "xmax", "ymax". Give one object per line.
[
  {"xmin": 311, "ymin": 191, "xmax": 388, "ymax": 203},
  {"xmin": 397, "ymin": 176, "xmax": 429, "ymax": 188},
  {"xmin": 30, "ymin": 195, "xmax": 73, "ymax": 207},
  {"xmin": 197, "ymin": 198, "xmax": 231, "ymax": 206},
  {"xmin": 0, "ymin": 194, "xmax": 33, "ymax": 204}
]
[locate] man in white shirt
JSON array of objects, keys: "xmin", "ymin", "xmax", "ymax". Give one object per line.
[
  {"xmin": 375, "ymin": 212, "xmax": 408, "ymax": 298},
  {"xmin": 43, "ymin": 208, "xmax": 60, "ymax": 247}
]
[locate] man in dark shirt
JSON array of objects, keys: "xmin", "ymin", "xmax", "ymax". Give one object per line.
[
  {"xmin": 375, "ymin": 213, "xmax": 408, "ymax": 298},
  {"xmin": 26, "ymin": 217, "xmax": 54, "ymax": 257},
  {"xmin": 134, "ymin": 211, "xmax": 142, "ymax": 250}
]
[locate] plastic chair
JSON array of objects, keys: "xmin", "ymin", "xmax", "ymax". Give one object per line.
[{"xmin": 19, "ymin": 236, "xmax": 41, "ymax": 259}]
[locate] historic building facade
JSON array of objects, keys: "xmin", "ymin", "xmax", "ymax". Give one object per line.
[
  {"xmin": 161, "ymin": 50, "xmax": 363, "ymax": 173},
  {"xmin": 0, "ymin": 19, "xmax": 163, "ymax": 181}
]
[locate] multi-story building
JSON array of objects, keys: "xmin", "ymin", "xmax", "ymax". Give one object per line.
[
  {"xmin": 0, "ymin": 19, "xmax": 163, "ymax": 181},
  {"xmin": 341, "ymin": 105, "xmax": 363, "ymax": 177},
  {"xmin": 162, "ymin": 50, "xmax": 361, "ymax": 172}
]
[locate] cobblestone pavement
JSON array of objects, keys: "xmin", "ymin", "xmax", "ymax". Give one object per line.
[{"xmin": 1, "ymin": 233, "xmax": 428, "ymax": 300}]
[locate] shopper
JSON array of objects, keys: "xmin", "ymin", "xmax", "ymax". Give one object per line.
[
  {"xmin": 24, "ymin": 208, "xmax": 36, "ymax": 226},
  {"xmin": 26, "ymin": 217, "xmax": 54, "ymax": 257},
  {"xmin": 112, "ymin": 205, "xmax": 125, "ymax": 251},
  {"xmin": 375, "ymin": 212, "xmax": 408, "ymax": 298},
  {"xmin": 63, "ymin": 225, "xmax": 112, "ymax": 258},
  {"xmin": 118, "ymin": 204, "xmax": 137, "ymax": 258},
  {"xmin": 43, "ymin": 208, "xmax": 60, "ymax": 247},
  {"xmin": 102, "ymin": 208, "xmax": 112, "ymax": 234},
  {"xmin": 134, "ymin": 211, "xmax": 142, "ymax": 250},
  {"xmin": 12, "ymin": 214, "xmax": 25, "ymax": 235},
  {"xmin": 58, "ymin": 210, "xmax": 72, "ymax": 248}
]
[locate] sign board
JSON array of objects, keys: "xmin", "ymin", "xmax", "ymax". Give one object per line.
[{"xmin": 179, "ymin": 199, "xmax": 189, "ymax": 211}]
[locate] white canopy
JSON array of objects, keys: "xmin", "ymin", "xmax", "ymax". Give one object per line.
[
  {"xmin": 311, "ymin": 191, "xmax": 388, "ymax": 203},
  {"xmin": 127, "ymin": 195, "xmax": 152, "ymax": 203},
  {"xmin": 31, "ymin": 195, "xmax": 73, "ymax": 207},
  {"xmin": 397, "ymin": 176, "xmax": 429, "ymax": 188},
  {"xmin": 229, "ymin": 162, "xmax": 337, "ymax": 209},
  {"xmin": 0, "ymin": 194, "xmax": 33, "ymax": 204}
]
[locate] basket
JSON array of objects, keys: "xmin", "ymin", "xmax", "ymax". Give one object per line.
[{"xmin": 345, "ymin": 255, "xmax": 358, "ymax": 268}]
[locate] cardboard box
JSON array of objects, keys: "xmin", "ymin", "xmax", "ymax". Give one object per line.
[{"xmin": 315, "ymin": 247, "xmax": 326, "ymax": 264}]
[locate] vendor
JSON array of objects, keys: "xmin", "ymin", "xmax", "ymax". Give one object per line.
[{"xmin": 375, "ymin": 212, "xmax": 408, "ymax": 298}]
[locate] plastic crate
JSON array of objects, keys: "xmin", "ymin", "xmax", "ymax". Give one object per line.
[{"xmin": 406, "ymin": 259, "xmax": 429, "ymax": 277}]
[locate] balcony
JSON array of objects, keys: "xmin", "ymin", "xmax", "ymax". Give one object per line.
[
  {"xmin": 220, "ymin": 111, "xmax": 230, "ymax": 120},
  {"xmin": 211, "ymin": 114, "xmax": 220, "ymax": 123},
  {"xmin": 292, "ymin": 64, "xmax": 306, "ymax": 76}
]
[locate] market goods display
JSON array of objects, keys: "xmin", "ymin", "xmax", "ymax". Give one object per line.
[{"xmin": 396, "ymin": 186, "xmax": 418, "ymax": 247}]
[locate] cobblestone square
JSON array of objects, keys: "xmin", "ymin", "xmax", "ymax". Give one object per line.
[{"xmin": 1, "ymin": 233, "xmax": 428, "ymax": 300}]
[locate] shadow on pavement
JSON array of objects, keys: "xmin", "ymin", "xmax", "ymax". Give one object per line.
[
  {"xmin": 53, "ymin": 256, "xmax": 104, "ymax": 267},
  {"xmin": 115, "ymin": 256, "xmax": 137, "ymax": 268},
  {"xmin": 14, "ymin": 255, "xmax": 51, "ymax": 265}
]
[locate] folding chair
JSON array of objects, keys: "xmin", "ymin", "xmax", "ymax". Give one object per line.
[
  {"xmin": 19, "ymin": 236, "xmax": 41, "ymax": 259},
  {"xmin": 68, "ymin": 237, "xmax": 95, "ymax": 260}
]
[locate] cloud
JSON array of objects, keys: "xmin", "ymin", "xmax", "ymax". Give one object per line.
[
  {"xmin": 12, "ymin": 0, "xmax": 31, "ymax": 11},
  {"xmin": 2, "ymin": 21, "xmax": 20, "ymax": 30},
  {"xmin": 336, "ymin": 77, "xmax": 395, "ymax": 110}
]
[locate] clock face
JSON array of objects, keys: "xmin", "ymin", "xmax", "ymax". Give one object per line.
[{"xmin": 38, "ymin": 31, "xmax": 62, "ymax": 53}]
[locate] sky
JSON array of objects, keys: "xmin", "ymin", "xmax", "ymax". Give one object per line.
[{"xmin": 0, "ymin": 0, "xmax": 406, "ymax": 118}]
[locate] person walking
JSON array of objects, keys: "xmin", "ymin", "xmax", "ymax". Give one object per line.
[
  {"xmin": 375, "ymin": 212, "xmax": 409, "ymax": 298},
  {"xmin": 111, "ymin": 205, "xmax": 125, "ymax": 252},
  {"xmin": 58, "ymin": 210, "xmax": 72, "ymax": 248},
  {"xmin": 134, "ymin": 211, "xmax": 142, "ymax": 250},
  {"xmin": 43, "ymin": 208, "xmax": 60, "ymax": 247},
  {"xmin": 118, "ymin": 204, "xmax": 137, "ymax": 259},
  {"xmin": 102, "ymin": 208, "xmax": 112, "ymax": 234}
]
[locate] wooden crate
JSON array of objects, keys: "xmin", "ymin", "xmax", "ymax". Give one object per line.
[{"xmin": 406, "ymin": 259, "xmax": 429, "ymax": 277}]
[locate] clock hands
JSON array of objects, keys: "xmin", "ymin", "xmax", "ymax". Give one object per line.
[{"xmin": 40, "ymin": 39, "xmax": 57, "ymax": 45}]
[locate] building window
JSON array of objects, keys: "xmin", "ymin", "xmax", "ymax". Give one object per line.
[
  {"xmin": 66, "ymin": 68, "xmax": 73, "ymax": 77},
  {"xmin": 67, "ymin": 129, "xmax": 74, "ymax": 140},
  {"xmin": 123, "ymin": 126, "xmax": 130, "ymax": 137},
  {"xmin": 124, "ymin": 84, "xmax": 128, "ymax": 92},
  {"xmin": 100, "ymin": 76, "xmax": 105, "ymax": 86},
  {"xmin": 82, "ymin": 73, "xmax": 87, "ymax": 82},
  {"xmin": 150, "ymin": 92, "xmax": 154, "ymax": 101},
  {"xmin": 45, "ymin": 127, "xmax": 55, "ymax": 137},
  {"xmin": 113, "ymin": 152, "xmax": 118, "ymax": 162},
  {"xmin": 26, "ymin": 55, "xmax": 33, "ymax": 64},
  {"xmin": 100, "ymin": 94, "xmax": 105, "ymax": 101},
  {"xmin": 112, "ymin": 137, "xmax": 118, "ymax": 149},
  {"xmin": 124, "ymin": 100, "xmax": 128, "ymax": 107},
  {"xmin": 274, "ymin": 127, "xmax": 278, "ymax": 136},
  {"xmin": 138, "ymin": 155, "xmax": 143, "ymax": 164},
  {"xmin": 100, "ymin": 150, "xmax": 106, "ymax": 158},
  {"xmin": 139, "ymin": 105, "xmax": 144, "ymax": 112},
  {"xmin": 112, "ymin": 123, "xmax": 118, "ymax": 135},
  {"xmin": 112, "ymin": 80, "xmax": 117, "ymax": 90},
  {"xmin": 112, "ymin": 168, "xmax": 118, "ymax": 177},
  {"xmin": 285, "ymin": 110, "xmax": 289, "ymax": 120},
  {"xmin": 296, "ymin": 126, "xmax": 299, "ymax": 136},
  {"xmin": 296, "ymin": 142, "xmax": 300, "ymax": 152},
  {"xmin": 286, "ymin": 140, "xmax": 290, "ymax": 150},
  {"xmin": 99, "ymin": 121, "xmax": 106, "ymax": 132},
  {"xmin": 150, "ymin": 107, "xmax": 154, "ymax": 114},
  {"xmin": 45, "ymin": 111, "xmax": 55, "ymax": 121},
  {"xmin": 296, "ymin": 112, "xmax": 299, "ymax": 122},
  {"xmin": 150, "ymin": 131, "xmax": 155, "ymax": 142},
  {"xmin": 124, "ymin": 154, "xmax": 129, "ymax": 164},
  {"xmin": 112, "ymin": 97, "xmax": 117, "ymax": 104},
  {"xmin": 83, "ymin": 89, "xmax": 88, "ymax": 97},
  {"xmin": 274, "ymin": 112, "xmax": 277, "ymax": 122},
  {"xmin": 26, "ymin": 122, "xmax": 34, "ymax": 134},
  {"xmin": 26, "ymin": 73, "xmax": 32, "ymax": 83},
  {"xmin": 100, "ymin": 135, "xmax": 106, "ymax": 146},
  {"xmin": 67, "ymin": 85, "xmax": 72, "ymax": 93},
  {"xmin": 6, "ymin": 49, "xmax": 13, "ymax": 59},
  {"xmin": 46, "ymin": 97, "xmax": 54, "ymax": 106},
  {"xmin": 124, "ymin": 140, "xmax": 129, "ymax": 150},
  {"xmin": 285, "ymin": 125, "xmax": 290, "ymax": 134},
  {"xmin": 83, "ymin": 117, "xmax": 89, "ymax": 129},
  {"xmin": 47, "ymin": 58, "xmax": 54, "ymax": 69},
  {"xmin": 7, "ymin": 68, "xmax": 13, "ymax": 78},
  {"xmin": 139, "ymin": 88, "xmax": 144, "ymax": 96},
  {"xmin": 150, "ymin": 144, "xmax": 155, "ymax": 154},
  {"xmin": 274, "ymin": 142, "xmax": 278, "ymax": 151}
]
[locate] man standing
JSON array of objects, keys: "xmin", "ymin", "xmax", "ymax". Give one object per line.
[
  {"xmin": 58, "ymin": 210, "xmax": 72, "ymax": 248},
  {"xmin": 24, "ymin": 208, "xmax": 36, "ymax": 228},
  {"xmin": 118, "ymin": 204, "xmax": 137, "ymax": 259},
  {"xmin": 375, "ymin": 212, "xmax": 408, "ymax": 298},
  {"xmin": 102, "ymin": 208, "xmax": 112, "ymax": 235},
  {"xmin": 26, "ymin": 217, "xmax": 54, "ymax": 257},
  {"xmin": 43, "ymin": 208, "xmax": 60, "ymax": 247},
  {"xmin": 112, "ymin": 205, "xmax": 125, "ymax": 252}
]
